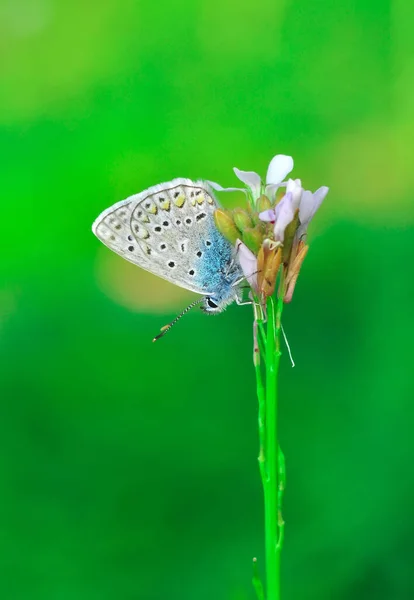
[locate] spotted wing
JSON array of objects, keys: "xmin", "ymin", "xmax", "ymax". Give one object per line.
[{"xmin": 92, "ymin": 178, "xmax": 222, "ymax": 295}]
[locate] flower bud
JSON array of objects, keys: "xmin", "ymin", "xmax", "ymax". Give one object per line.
[
  {"xmin": 282, "ymin": 210, "xmax": 300, "ymax": 263},
  {"xmin": 242, "ymin": 227, "xmax": 263, "ymax": 255},
  {"xmin": 214, "ymin": 209, "xmax": 240, "ymax": 245},
  {"xmin": 257, "ymin": 239, "xmax": 282, "ymax": 298},
  {"xmin": 232, "ymin": 207, "xmax": 253, "ymax": 231},
  {"xmin": 245, "ymin": 202, "xmax": 260, "ymax": 226},
  {"xmin": 284, "ymin": 241, "xmax": 309, "ymax": 303},
  {"xmin": 256, "ymin": 194, "xmax": 272, "ymax": 213}
]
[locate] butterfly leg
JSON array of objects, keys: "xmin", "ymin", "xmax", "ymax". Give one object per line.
[
  {"xmin": 235, "ymin": 297, "xmax": 253, "ymax": 306},
  {"xmin": 235, "ymin": 289, "xmax": 268, "ymax": 323}
]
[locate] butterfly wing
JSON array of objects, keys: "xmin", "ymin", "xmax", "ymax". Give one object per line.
[{"xmin": 92, "ymin": 178, "xmax": 223, "ymax": 295}]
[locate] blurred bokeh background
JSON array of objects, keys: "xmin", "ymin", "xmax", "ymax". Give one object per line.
[{"xmin": 1, "ymin": 0, "xmax": 413, "ymax": 598}]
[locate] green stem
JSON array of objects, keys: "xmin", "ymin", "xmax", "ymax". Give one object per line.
[
  {"xmin": 277, "ymin": 446, "xmax": 286, "ymax": 551},
  {"xmin": 264, "ymin": 295, "xmax": 284, "ymax": 600},
  {"xmin": 258, "ymin": 322, "xmax": 267, "ymax": 363},
  {"xmin": 254, "ymin": 322, "xmax": 266, "ymax": 486}
]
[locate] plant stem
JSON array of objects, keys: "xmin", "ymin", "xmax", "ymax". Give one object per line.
[
  {"xmin": 254, "ymin": 322, "xmax": 266, "ymax": 485},
  {"xmin": 277, "ymin": 446, "xmax": 286, "ymax": 551},
  {"xmin": 264, "ymin": 294, "xmax": 284, "ymax": 600}
]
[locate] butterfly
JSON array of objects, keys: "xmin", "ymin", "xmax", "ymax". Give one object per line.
[{"xmin": 92, "ymin": 179, "xmax": 244, "ymax": 337}]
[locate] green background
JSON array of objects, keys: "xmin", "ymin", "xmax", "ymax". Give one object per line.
[{"xmin": 1, "ymin": 0, "xmax": 413, "ymax": 598}]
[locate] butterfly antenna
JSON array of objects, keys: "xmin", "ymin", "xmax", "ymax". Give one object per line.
[
  {"xmin": 152, "ymin": 298, "xmax": 205, "ymax": 342},
  {"xmin": 231, "ymin": 269, "xmax": 262, "ymax": 288}
]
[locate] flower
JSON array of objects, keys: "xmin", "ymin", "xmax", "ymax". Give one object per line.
[
  {"xmin": 258, "ymin": 182, "xmax": 329, "ymax": 241},
  {"xmin": 211, "ymin": 152, "xmax": 329, "ymax": 303},
  {"xmin": 208, "ymin": 154, "xmax": 294, "ymax": 202}
]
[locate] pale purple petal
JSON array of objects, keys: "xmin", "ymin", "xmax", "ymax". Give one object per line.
[
  {"xmin": 298, "ymin": 190, "xmax": 313, "ymax": 223},
  {"xmin": 274, "ymin": 192, "xmax": 289, "ymax": 219},
  {"xmin": 274, "ymin": 192, "xmax": 295, "ymax": 241},
  {"xmin": 206, "ymin": 180, "xmax": 246, "ymax": 193},
  {"xmin": 266, "ymin": 155, "xmax": 294, "ymax": 185},
  {"xmin": 286, "ymin": 178, "xmax": 303, "ymax": 210},
  {"xmin": 299, "ymin": 186, "xmax": 329, "ymax": 226},
  {"xmin": 236, "ymin": 240, "xmax": 258, "ymax": 291},
  {"xmin": 258, "ymin": 208, "xmax": 276, "ymax": 223},
  {"xmin": 233, "ymin": 168, "xmax": 261, "ymax": 198},
  {"xmin": 297, "ymin": 186, "xmax": 329, "ymax": 238},
  {"xmin": 312, "ymin": 186, "xmax": 329, "ymax": 212}
]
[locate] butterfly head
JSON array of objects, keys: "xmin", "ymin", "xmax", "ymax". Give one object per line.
[
  {"xmin": 201, "ymin": 296, "xmax": 222, "ymax": 313},
  {"xmin": 200, "ymin": 288, "xmax": 239, "ymax": 314}
]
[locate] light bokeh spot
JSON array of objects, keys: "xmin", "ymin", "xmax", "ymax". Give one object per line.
[{"xmin": 95, "ymin": 247, "xmax": 196, "ymax": 313}]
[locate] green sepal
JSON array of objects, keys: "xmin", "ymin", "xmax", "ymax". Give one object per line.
[
  {"xmin": 242, "ymin": 226, "xmax": 263, "ymax": 255},
  {"xmin": 282, "ymin": 211, "xmax": 299, "ymax": 263},
  {"xmin": 214, "ymin": 209, "xmax": 240, "ymax": 245},
  {"xmin": 256, "ymin": 194, "xmax": 272, "ymax": 213},
  {"xmin": 246, "ymin": 201, "xmax": 260, "ymax": 226},
  {"xmin": 232, "ymin": 207, "xmax": 253, "ymax": 231}
]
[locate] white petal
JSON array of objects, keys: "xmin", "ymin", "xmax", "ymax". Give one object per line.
[
  {"xmin": 258, "ymin": 208, "xmax": 276, "ymax": 222},
  {"xmin": 266, "ymin": 155, "xmax": 294, "ymax": 185},
  {"xmin": 274, "ymin": 192, "xmax": 295, "ymax": 241},
  {"xmin": 206, "ymin": 180, "xmax": 246, "ymax": 193},
  {"xmin": 264, "ymin": 183, "xmax": 280, "ymax": 199},
  {"xmin": 233, "ymin": 168, "xmax": 262, "ymax": 198},
  {"xmin": 236, "ymin": 240, "xmax": 258, "ymax": 291}
]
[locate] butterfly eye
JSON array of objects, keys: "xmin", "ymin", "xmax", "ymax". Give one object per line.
[{"xmin": 206, "ymin": 297, "xmax": 218, "ymax": 309}]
